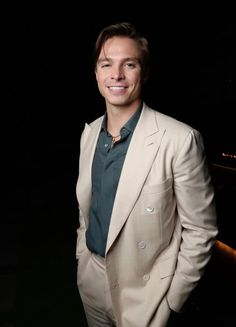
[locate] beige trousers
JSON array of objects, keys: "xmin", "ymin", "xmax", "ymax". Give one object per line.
[{"xmin": 77, "ymin": 249, "xmax": 117, "ymax": 327}]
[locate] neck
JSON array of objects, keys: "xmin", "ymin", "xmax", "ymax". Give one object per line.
[{"xmin": 106, "ymin": 100, "xmax": 142, "ymax": 136}]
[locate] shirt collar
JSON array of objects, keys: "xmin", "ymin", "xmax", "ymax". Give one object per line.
[{"xmin": 101, "ymin": 102, "xmax": 143, "ymax": 134}]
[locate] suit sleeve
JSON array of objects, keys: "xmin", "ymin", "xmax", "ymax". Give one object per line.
[
  {"xmin": 166, "ymin": 129, "xmax": 218, "ymax": 312},
  {"xmin": 75, "ymin": 128, "xmax": 88, "ymax": 259},
  {"xmin": 76, "ymin": 209, "xmax": 87, "ymax": 259}
]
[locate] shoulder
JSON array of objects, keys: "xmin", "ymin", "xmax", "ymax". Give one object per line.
[
  {"xmin": 143, "ymin": 105, "xmax": 207, "ymax": 163},
  {"xmin": 81, "ymin": 115, "xmax": 104, "ymax": 135},
  {"xmin": 79, "ymin": 115, "xmax": 104, "ymax": 145},
  {"xmin": 143, "ymin": 103, "xmax": 200, "ymax": 137},
  {"xmin": 87, "ymin": 115, "xmax": 104, "ymax": 128}
]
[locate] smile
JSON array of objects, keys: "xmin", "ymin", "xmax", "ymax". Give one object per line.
[{"xmin": 108, "ymin": 86, "xmax": 127, "ymax": 90}]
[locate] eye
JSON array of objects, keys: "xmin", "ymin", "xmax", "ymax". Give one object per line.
[
  {"xmin": 101, "ymin": 63, "xmax": 110, "ymax": 68},
  {"xmin": 126, "ymin": 62, "xmax": 136, "ymax": 68}
]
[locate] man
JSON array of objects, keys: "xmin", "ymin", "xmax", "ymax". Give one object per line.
[{"xmin": 76, "ymin": 22, "xmax": 218, "ymax": 326}]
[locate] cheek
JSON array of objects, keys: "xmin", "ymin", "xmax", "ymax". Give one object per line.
[
  {"xmin": 130, "ymin": 73, "xmax": 142, "ymax": 87},
  {"xmin": 96, "ymin": 78, "xmax": 106, "ymax": 96},
  {"xmin": 96, "ymin": 73, "xmax": 105, "ymax": 87},
  {"xmin": 95, "ymin": 70, "xmax": 103, "ymax": 83},
  {"xmin": 132, "ymin": 79, "xmax": 142, "ymax": 93},
  {"xmin": 95, "ymin": 75, "xmax": 102, "ymax": 89}
]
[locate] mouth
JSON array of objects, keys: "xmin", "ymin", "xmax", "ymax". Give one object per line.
[{"xmin": 107, "ymin": 86, "xmax": 128, "ymax": 90}]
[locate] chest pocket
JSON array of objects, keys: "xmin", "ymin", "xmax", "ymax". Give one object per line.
[{"xmin": 141, "ymin": 177, "xmax": 173, "ymax": 214}]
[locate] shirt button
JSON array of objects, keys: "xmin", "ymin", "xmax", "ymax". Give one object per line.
[
  {"xmin": 143, "ymin": 274, "xmax": 150, "ymax": 281},
  {"xmin": 138, "ymin": 241, "xmax": 146, "ymax": 249},
  {"xmin": 104, "ymin": 143, "xmax": 109, "ymax": 148},
  {"xmin": 146, "ymin": 206, "xmax": 154, "ymax": 213}
]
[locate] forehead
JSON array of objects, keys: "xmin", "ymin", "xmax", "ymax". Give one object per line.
[{"xmin": 98, "ymin": 36, "xmax": 141, "ymax": 60}]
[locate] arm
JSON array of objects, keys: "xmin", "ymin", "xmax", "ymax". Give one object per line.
[
  {"xmin": 76, "ymin": 208, "xmax": 87, "ymax": 259},
  {"xmin": 167, "ymin": 129, "xmax": 218, "ymax": 312},
  {"xmin": 75, "ymin": 128, "xmax": 88, "ymax": 259}
]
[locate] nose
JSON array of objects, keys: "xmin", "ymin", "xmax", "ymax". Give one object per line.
[{"xmin": 111, "ymin": 65, "xmax": 125, "ymax": 80}]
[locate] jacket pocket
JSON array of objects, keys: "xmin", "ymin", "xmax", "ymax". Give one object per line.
[{"xmin": 159, "ymin": 256, "xmax": 176, "ymax": 279}]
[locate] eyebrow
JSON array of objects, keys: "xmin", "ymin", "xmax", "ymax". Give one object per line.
[{"xmin": 97, "ymin": 57, "xmax": 140, "ymax": 64}]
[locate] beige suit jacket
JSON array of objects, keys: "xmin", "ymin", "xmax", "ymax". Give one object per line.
[{"xmin": 76, "ymin": 103, "xmax": 218, "ymax": 327}]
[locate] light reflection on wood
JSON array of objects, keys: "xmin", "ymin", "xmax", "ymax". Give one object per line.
[{"xmin": 215, "ymin": 240, "xmax": 236, "ymax": 261}]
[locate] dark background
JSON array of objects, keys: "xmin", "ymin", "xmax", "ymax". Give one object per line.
[{"xmin": 1, "ymin": 9, "xmax": 235, "ymax": 326}]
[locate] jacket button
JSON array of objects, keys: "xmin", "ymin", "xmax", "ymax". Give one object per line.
[
  {"xmin": 146, "ymin": 206, "xmax": 154, "ymax": 213},
  {"xmin": 111, "ymin": 282, "xmax": 118, "ymax": 289},
  {"xmin": 138, "ymin": 241, "xmax": 146, "ymax": 249},
  {"xmin": 143, "ymin": 274, "xmax": 150, "ymax": 281}
]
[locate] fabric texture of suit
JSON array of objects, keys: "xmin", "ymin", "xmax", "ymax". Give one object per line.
[{"xmin": 76, "ymin": 103, "xmax": 218, "ymax": 327}]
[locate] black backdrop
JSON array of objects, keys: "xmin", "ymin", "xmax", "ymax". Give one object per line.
[
  {"xmin": 1, "ymin": 9, "xmax": 236, "ymax": 326},
  {"xmin": 2, "ymin": 10, "xmax": 235, "ymax": 150}
]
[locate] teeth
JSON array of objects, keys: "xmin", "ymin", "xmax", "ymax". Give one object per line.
[{"xmin": 109, "ymin": 86, "xmax": 125, "ymax": 90}]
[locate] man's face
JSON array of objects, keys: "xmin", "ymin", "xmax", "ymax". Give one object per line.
[{"xmin": 95, "ymin": 36, "xmax": 142, "ymax": 108}]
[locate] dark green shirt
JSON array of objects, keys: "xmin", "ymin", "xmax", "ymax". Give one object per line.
[{"xmin": 86, "ymin": 106, "xmax": 142, "ymax": 257}]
